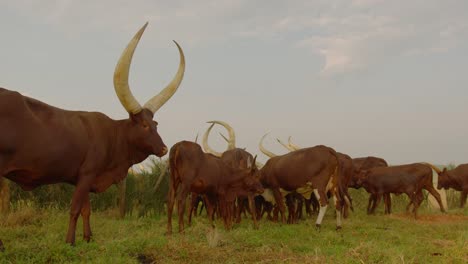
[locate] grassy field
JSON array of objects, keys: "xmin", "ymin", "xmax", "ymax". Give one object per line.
[{"xmin": 0, "ymin": 190, "xmax": 467, "ymax": 264}]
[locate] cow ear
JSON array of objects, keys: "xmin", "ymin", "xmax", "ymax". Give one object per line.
[
  {"xmin": 250, "ymin": 155, "xmax": 257, "ymax": 171},
  {"xmin": 442, "ymin": 167, "xmax": 447, "ymax": 173}
]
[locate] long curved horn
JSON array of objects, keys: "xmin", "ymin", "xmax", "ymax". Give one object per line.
[
  {"xmin": 113, "ymin": 22, "xmax": 147, "ymax": 114},
  {"xmin": 259, "ymin": 133, "xmax": 277, "ymax": 158},
  {"xmin": 143, "ymin": 41, "xmax": 186, "ymax": 114},
  {"xmin": 288, "ymin": 136, "xmax": 301, "ymax": 151},
  {"xmin": 276, "ymin": 138, "xmax": 296, "ymax": 152},
  {"xmin": 202, "ymin": 123, "xmax": 222, "ymax": 157},
  {"xmin": 207, "ymin": 120, "xmax": 235, "ymax": 150},
  {"xmin": 194, "ymin": 133, "xmax": 199, "ymax": 143}
]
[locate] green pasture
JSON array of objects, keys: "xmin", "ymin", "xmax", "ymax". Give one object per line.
[{"xmin": 0, "ymin": 161, "xmax": 467, "ymax": 263}]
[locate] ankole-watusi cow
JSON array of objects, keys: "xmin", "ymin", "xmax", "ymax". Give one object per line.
[
  {"xmin": 0, "ymin": 22, "xmax": 185, "ymax": 246},
  {"xmin": 167, "ymin": 141, "xmax": 263, "ymax": 233},
  {"xmin": 356, "ymin": 163, "xmax": 446, "ymax": 218},
  {"xmin": 277, "ymin": 136, "xmax": 354, "ymax": 219},
  {"xmin": 258, "ymin": 133, "xmax": 348, "ymax": 229},
  {"xmin": 202, "ymin": 121, "xmax": 260, "ymax": 227},
  {"xmin": 351, "ymin": 156, "xmax": 390, "ymax": 214},
  {"xmin": 425, "ymin": 163, "xmax": 468, "ymax": 208}
]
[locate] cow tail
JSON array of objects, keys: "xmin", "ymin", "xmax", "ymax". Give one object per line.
[
  {"xmin": 331, "ymin": 149, "xmax": 353, "ymax": 211},
  {"xmin": 421, "ymin": 162, "xmax": 442, "ymax": 174},
  {"xmin": 168, "ymin": 146, "xmax": 180, "ymax": 192}
]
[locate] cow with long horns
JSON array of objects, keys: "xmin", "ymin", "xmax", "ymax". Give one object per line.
[
  {"xmin": 276, "ymin": 136, "xmax": 354, "ymax": 219},
  {"xmin": 258, "ymin": 134, "xmax": 348, "ymax": 229},
  {"xmin": 202, "ymin": 121, "xmax": 260, "ymax": 228},
  {"xmin": 0, "ymin": 22, "xmax": 185, "ymax": 245},
  {"xmin": 167, "ymin": 141, "xmax": 263, "ymax": 233}
]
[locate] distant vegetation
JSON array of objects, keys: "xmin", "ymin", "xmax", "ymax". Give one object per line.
[{"xmin": 7, "ymin": 158, "xmax": 170, "ymax": 217}]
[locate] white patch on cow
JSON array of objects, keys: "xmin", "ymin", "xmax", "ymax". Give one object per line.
[
  {"xmin": 261, "ymin": 188, "xmax": 276, "ymax": 204},
  {"xmin": 325, "ymin": 176, "xmax": 334, "ymax": 192},
  {"xmin": 333, "ymin": 196, "xmax": 342, "ymax": 227},
  {"xmin": 314, "ymin": 189, "xmax": 328, "ymax": 225}
]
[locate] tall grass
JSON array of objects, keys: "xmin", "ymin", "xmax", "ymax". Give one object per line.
[{"xmin": 7, "ymin": 158, "xmax": 170, "ymax": 217}]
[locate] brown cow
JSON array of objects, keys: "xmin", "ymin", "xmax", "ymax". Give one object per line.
[
  {"xmin": 356, "ymin": 163, "xmax": 445, "ymax": 218},
  {"xmin": 258, "ymin": 136, "xmax": 348, "ymax": 230},
  {"xmin": 167, "ymin": 141, "xmax": 263, "ymax": 234},
  {"xmin": 202, "ymin": 121, "xmax": 259, "ymax": 227},
  {"xmin": 0, "ymin": 23, "xmax": 185, "ymax": 245},
  {"xmin": 276, "ymin": 137, "xmax": 354, "ymax": 219},
  {"xmin": 350, "ymin": 156, "xmax": 390, "ymax": 214},
  {"xmin": 427, "ymin": 163, "xmax": 468, "ymax": 208}
]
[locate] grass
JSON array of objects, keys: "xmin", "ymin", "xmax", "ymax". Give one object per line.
[{"xmin": 1, "ymin": 191, "xmax": 467, "ymax": 264}]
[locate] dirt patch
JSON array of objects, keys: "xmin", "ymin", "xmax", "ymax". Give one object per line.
[
  {"xmin": 135, "ymin": 253, "xmax": 156, "ymax": 264},
  {"xmin": 388, "ymin": 213, "xmax": 468, "ymax": 224}
]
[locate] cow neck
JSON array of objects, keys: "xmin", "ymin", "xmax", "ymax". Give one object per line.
[
  {"xmin": 222, "ymin": 164, "xmax": 248, "ymax": 186},
  {"xmin": 114, "ymin": 119, "xmax": 149, "ymax": 168}
]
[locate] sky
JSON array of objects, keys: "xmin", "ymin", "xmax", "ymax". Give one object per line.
[{"xmin": 1, "ymin": 0, "xmax": 467, "ymax": 166}]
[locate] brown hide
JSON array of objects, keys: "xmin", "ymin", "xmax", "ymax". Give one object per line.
[
  {"xmin": 357, "ymin": 163, "xmax": 445, "ymax": 217},
  {"xmin": 258, "ymin": 145, "xmax": 346, "ymax": 228},
  {"xmin": 167, "ymin": 141, "xmax": 263, "ymax": 233},
  {"xmin": 437, "ymin": 164, "xmax": 468, "ymax": 208}
]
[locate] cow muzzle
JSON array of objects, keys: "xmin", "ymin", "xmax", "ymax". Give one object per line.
[{"xmin": 156, "ymin": 146, "xmax": 168, "ymax": 157}]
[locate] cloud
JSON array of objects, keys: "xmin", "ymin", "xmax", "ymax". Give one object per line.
[{"xmin": 3, "ymin": 0, "xmax": 468, "ymax": 74}]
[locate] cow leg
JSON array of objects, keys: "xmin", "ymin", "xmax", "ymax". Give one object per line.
[
  {"xmin": 176, "ymin": 187, "xmax": 190, "ymax": 233},
  {"xmin": 304, "ymin": 198, "xmax": 312, "ymax": 217},
  {"xmin": 314, "ymin": 189, "xmax": 328, "ymax": 229},
  {"xmin": 296, "ymin": 195, "xmax": 304, "ymax": 222},
  {"xmin": 272, "ymin": 188, "xmax": 286, "ymax": 223},
  {"xmin": 166, "ymin": 180, "xmax": 177, "ymax": 235},
  {"xmin": 285, "ymin": 194, "xmax": 295, "ymax": 224},
  {"xmin": 425, "ymin": 185, "xmax": 446, "ymax": 213},
  {"xmin": 333, "ymin": 195, "xmax": 342, "ymax": 230},
  {"xmin": 369, "ymin": 194, "xmax": 381, "ymax": 215},
  {"xmin": 205, "ymin": 194, "xmax": 216, "ymax": 228},
  {"xmin": 188, "ymin": 193, "xmax": 198, "ymax": 226},
  {"xmin": 366, "ymin": 194, "xmax": 374, "ymax": 214},
  {"xmin": 247, "ymin": 194, "xmax": 259, "ymax": 229},
  {"xmin": 409, "ymin": 192, "xmax": 420, "ymax": 219},
  {"xmin": 384, "ymin": 193, "xmax": 391, "ymax": 214},
  {"xmin": 80, "ymin": 193, "xmax": 92, "ymax": 242},
  {"xmin": 66, "ymin": 181, "xmax": 91, "ymax": 245},
  {"xmin": 461, "ymin": 191, "xmax": 467, "ymax": 208}
]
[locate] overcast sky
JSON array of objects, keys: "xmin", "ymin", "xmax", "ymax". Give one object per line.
[{"xmin": 1, "ymin": 0, "xmax": 467, "ymax": 165}]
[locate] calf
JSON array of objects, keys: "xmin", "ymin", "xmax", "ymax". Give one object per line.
[
  {"xmin": 356, "ymin": 163, "xmax": 445, "ymax": 218},
  {"xmin": 350, "ymin": 156, "xmax": 390, "ymax": 214},
  {"xmin": 167, "ymin": 141, "xmax": 263, "ymax": 234}
]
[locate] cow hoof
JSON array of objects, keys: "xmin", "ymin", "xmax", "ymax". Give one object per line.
[
  {"xmin": 0, "ymin": 240, "xmax": 5, "ymax": 252},
  {"xmin": 83, "ymin": 236, "xmax": 91, "ymax": 243},
  {"xmin": 315, "ymin": 224, "xmax": 321, "ymax": 231},
  {"xmin": 336, "ymin": 226, "xmax": 342, "ymax": 231}
]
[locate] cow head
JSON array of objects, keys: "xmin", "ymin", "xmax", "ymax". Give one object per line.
[
  {"xmin": 355, "ymin": 170, "xmax": 369, "ymax": 188},
  {"xmin": 437, "ymin": 167, "xmax": 451, "ymax": 189},
  {"xmin": 232, "ymin": 156, "xmax": 264, "ymax": 195},
  {"xmin": 113, "ymin": 23, "xmax": 185, "ymax": 158},
  {"xmin": 348, "ymin": 168, "xmax": 362, "ymax": 188},
  {"xmin": 243, "ymin": 156, "xmax": 264, "ymax": 194}
]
